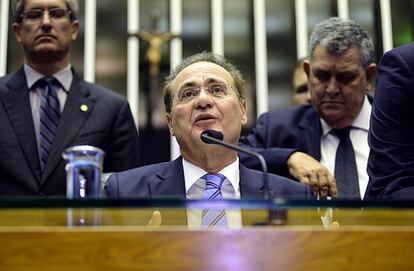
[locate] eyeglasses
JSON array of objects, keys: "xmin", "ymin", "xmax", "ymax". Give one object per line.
[
  {"xmin": 176, "ymin": 83, "xmax": 232, "ymax": 103},
  {"xmin": 20, "ymin": 8, "xmax": 72, "ymax": 24}
]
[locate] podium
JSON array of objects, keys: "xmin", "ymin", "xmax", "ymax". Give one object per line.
[{"xmin": 0, "ymin": 198, "xmax": 414, "ymax": 270}]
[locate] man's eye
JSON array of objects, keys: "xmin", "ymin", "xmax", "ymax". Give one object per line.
[
  {"xmin": 210, "ymin": 85, "xmax": 226, "ymax": 95},
  {"xmin": 314, "ymin": 70, "xmax": 331, "ymax": 82},
  {"xmin": 337, "ymin": 73, "xmax": 357, "ymax": 84},
  {"xmin": 25, "ymin": 10, "xmax": 42, "ymax": 19},
  {"xmin": 179, "ymin": 89, "xmax": 197, "ymax": 101},
  {"xmin": 49, "ymin": 8, "xmax": 67, "ymax": 18}
]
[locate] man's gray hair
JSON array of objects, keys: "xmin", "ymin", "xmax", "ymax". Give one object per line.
[
  {"xmin": 309, "ymin": 17, "xmax": 375, "ymax": 68},
  {"xmin": 12, "ymin": 0, "xmax": 79, "ymax": 22},
  {"xmin": 163, "ymin": 51, "xmax": 246, "ymax": 113}
]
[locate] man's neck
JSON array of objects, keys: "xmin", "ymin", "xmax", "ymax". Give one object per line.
[
  {"xmin": 25, "ymin": 55, "xmax": 70, "ymax": 76},
  {"xmin": 183, "ymin": 148, "xmax": 238, "ymax": 173}
]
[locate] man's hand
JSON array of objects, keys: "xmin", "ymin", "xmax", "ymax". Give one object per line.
[
  {"xmin": 147, "ymin": 210, "xmax": 162, "ymax": 228},
  {"xmin": 287, "ymin": 151, "xmax": 337, "ymax": 198}
]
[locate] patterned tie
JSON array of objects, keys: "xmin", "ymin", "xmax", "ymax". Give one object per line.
[
  {"xmin": 332, "ymin": 127, "xmax": 360, "ymax": 199},
  {"xmin": 202, "ymin": 173, "xmax": 228, "ymax": 229},
  {"xmin": 39, "ymin": 77, "xmax": 61, "ymax": 173}
]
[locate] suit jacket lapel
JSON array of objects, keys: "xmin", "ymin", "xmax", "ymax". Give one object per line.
[
  {"xmin": 1, "ymin": 68, "xmax": 41, "ymax": 182},
  {"xmin": 298, "ymin": 108, "xmax": 322, "ymax": 160},
  {"xmin": 42, "ymin": 72, "xmax": 95, "ymax": 182},
  {"xmin": 149, "ymin": 157, "xmax": 187, "ymax": 197},
  {"xmin": 239, "ymin": 164, "xmax": 264, "ymax": 198}
]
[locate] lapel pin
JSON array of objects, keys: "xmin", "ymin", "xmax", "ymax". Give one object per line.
[{"xmin": 80, "ymin": 104, "xmax": 88, "ymax": 112}]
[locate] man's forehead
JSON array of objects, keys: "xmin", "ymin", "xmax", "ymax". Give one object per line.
[
  {"xmin": 172, "ymin": 61, "xmax": 234, "ymax": 88},
  {"xmin": 25, "ymin": 0, "xmax": 67, "ymax": 8}
]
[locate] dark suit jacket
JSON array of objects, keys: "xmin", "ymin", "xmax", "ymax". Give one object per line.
[
  {"xmin": 0, "ymin": 67, "xmax": 140, "ymax": 197},
  {"xmin": 104, "ymin": 156, "xmax": 312, "ymax": 199},
  {"xmin": 240, "ymin": 99, "xmax": 373, "ymax": 178},
  {"xmin": 239, "ymin": 105, "xmax": 321, "ymax": 177},
  {"xmin": 366, "ymin": 42, "xmax": 414, "ymax": 199}
]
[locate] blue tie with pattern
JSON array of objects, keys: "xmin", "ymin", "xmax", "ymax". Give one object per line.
[
  {"xmin": 202, "ymin": 173, "xmax": 228, "ymax": 229},
  {"xmin": 332, "ymin": 127, "xmax": 360, "ymax": 199},
  {"xmin": 39, "ymin": 77, "xmax": 61, "ymax": 173}
]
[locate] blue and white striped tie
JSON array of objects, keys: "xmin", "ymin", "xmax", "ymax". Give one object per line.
[
  {"xmin": 202, "ymin": 173, "xmax": 228, "ymax": 229},
  {"xmin": 39, "ymin": 77, "xmax": 61, "ymax": 173}
]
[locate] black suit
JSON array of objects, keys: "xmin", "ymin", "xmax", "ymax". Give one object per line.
[
  {"xmin": 0, "ymin": 67, "xmax": 140, "ymax": 196},
  {"xmin": 104, "ymin": 156, "xmax": 312, "ymax": 199},
  {"xmin": 367, "ymin": 42, "xmax": 414, "ymax": 199},
  {"xmin": 239, "ymin": 105, "xmax": 320, "ymax": 177}
]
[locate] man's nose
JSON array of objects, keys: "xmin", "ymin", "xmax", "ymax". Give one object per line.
[
  {"xmin": 194, "ymin": 88, "xmax": 213, "ymax": 108},
  {"xmin": 326, "ymin": 76, "xmax": 340, "ymax": 93}
]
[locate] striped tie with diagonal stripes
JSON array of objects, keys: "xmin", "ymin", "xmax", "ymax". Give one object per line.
[
  {"xmin": 202, "ymin": 173, "xmax": 228, "ymax": 229},
  {"xmin": 39, "ymin": 77, "xmax": 61, "ymax": 173}
]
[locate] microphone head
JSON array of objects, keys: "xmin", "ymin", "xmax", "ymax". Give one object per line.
[{"xmin": 200, "ymin": 130, "xmax": 224, "ymax": 144}]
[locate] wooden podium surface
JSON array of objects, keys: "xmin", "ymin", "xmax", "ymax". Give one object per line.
[{"xmin": 1, "ymin": 200, "xmax": 414, "ymax": 271}]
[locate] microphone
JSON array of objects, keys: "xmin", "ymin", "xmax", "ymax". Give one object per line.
[{"xmin": 200, "ymin": 130, "xmax": 270, "ymax": 200}]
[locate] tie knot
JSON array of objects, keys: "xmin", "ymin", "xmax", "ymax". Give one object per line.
[
  {"xmin": 331, "ymin": 126, "xmax": 351, "ymax": 140},
  {"xmin": 202, "ymin": 173, "xmax": 225, "ymax": 190},
  {"xmin": 37, "ymin": 77, "xmax": 59, "ymax": 94}
]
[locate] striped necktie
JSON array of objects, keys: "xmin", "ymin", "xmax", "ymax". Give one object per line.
[
  {"xmin": 332, "ymin": 127, "xmax": 360, "ymax": 199},
  {"xmin": 38, "ymin": 77, "xmax": 61, "ymax": 173},
  {"xmin": 202, "ymin": 173, "xmax": 228, "ymax": 229}
]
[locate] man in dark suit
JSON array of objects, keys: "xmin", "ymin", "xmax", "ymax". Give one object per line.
[
  {"xmin": 0, "ymin": 0, "xmax": 140, "ymax": 196},
  {"xmin": 239, "ymin": 17, "xmax": 377, "ymax": 199},
  {"xmin": 105, "ymin": 52, "xmax": 312, "ymax": 227},
  {"xmin": 366, "ymin": 42, "xmax": 414, "ymax": 199}
]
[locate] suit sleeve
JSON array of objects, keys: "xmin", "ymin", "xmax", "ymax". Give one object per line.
[
  {"xmin": 239, "ymin": 112, "xmax": 297, "ymax": 176},
  {"xmin": 366, "ymin": 47, "xmax": 414, "ymax": 199},
  {"xmin": 103, "ymin": 100, "xmax": 141, "ymax": 172}
]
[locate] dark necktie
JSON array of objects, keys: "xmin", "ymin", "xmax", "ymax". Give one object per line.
[
  {"xmin": 39, "ymin": 77, "xmax": 61, "ymax": 173},
  {"xmin": 332, "ymin": 127, "xmax": 360, "ymax": 199},
  {"xmin": 201, "ymin": 173, "xmax": 228, "ymax": 229}
]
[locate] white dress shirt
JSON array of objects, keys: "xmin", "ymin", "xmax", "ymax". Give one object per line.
[
  {"xmin": 25, "ymin": 64, "xmax": 73, "ymax": 154},
  {"xmin": 320, "ymin": 96, "xmax": 371, "ymax": 199},
  {"xmin": 183, "ymin": 157, "xmax": 242, "ymax": 229}
]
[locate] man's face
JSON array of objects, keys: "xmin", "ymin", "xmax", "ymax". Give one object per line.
[
  {"xmin": 12, "ymin": 0, "xmax": 79, "ymax": 61},
  {"xmin": 166, "ymin": 61, "xmax": 247, "ymax": 159},
  {"xmin": 304, "ymin": 45, "xmax": 376, "ymax": 129}
]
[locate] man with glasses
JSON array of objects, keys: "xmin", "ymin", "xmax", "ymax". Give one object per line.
[
  {"xmin": 0, "ymin": 0, "xmax": 140, "ymax": 196},
  {"xmin": 105, "ymin": 52, "xmax": 312, "ymax": 228}
]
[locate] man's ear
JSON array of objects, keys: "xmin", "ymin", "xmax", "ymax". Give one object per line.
[
  {"xmin": 303, "ymin": 60, "xmax": 311, "ymax": 79},
  {"xmin": 240, "ymin": 100, "xmax": 247, "ymax": 125},
  {"xmin": 165, "ymin": 113, "xmax": 174, "ymax": 136},
  {"xmin": 71, "ymin": 20, "xmax": 80, "ymax": 40},
  {"xmin": 12, "ymin": 23, "xmax": 22, "ymax": 43}
]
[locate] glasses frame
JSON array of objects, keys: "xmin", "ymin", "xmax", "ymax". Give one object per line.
[
  {"xmin": 20, "ymin": 8, "xmax": 72, "ymax": 24},
  {"xmin": 175, "ymin": 83, "xmax": 235, "ymax": 104}
]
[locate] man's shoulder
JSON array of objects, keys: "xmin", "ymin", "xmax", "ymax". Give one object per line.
[
  {"xmin": 259, "ymin": 105, "xmax": 316, "ymax": 127},
  {"xmin": 241, "ymin": 166, "xmax": 310, "ymax": 197},
  {"xmin": 111, "ymin": 161, "xmax": 172, "ymax": 180}
]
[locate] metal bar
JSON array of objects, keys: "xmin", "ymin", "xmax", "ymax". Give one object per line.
[
  {"xmin": 295, "ymin": 0, "xmax": 308, "ymax": 59},
  {"xmin": 211, "ymin": 0, "xmax": 224, "ymax": 55},
  {"xmin": 253, "ymin": 0, "xmax": 268, "ymax": 116},
  {"xmin": 380, "ymin": 0, "xmax": 393, "ymax": 52},
  {"xmin": 0, "ymin": 0, "xmax": 10, "ymax": 76},
  {"xmin": 170, "ymin": 0, "xmax": 183, "ymax": 160},
  {"xmin": 83, "ymin": 0, "xmax": 96, "ymax": 83},
  {"xmin": 127, "ymin": 0, "xmax": 140, "ymax": 127}
]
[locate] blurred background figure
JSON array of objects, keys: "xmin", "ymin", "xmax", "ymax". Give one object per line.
[{"xmin": 291, "ymin": 57, "xmax": 310, "ymax": 105}]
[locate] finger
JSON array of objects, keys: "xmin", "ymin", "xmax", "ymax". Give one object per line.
[
  {"xmin": 147, "ymin": 210, "xmax": 162, "ymax": 228},
  {"xmin": 297, "ymin": 175, "xmax": 310, "ymax": 185},
  {"xmin": 328, "ymin": 176, "xmax": 338, "ymax": 198}
]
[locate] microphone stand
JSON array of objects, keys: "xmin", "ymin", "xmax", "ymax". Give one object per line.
[{"xmin": 201, "ymin": 131, "xmax": 284, "ymax": 225}]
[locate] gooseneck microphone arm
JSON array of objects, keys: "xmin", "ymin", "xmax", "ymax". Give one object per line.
[{"xmin": 200, "ymin": 130, "xmax": 270, "ymax": 200}]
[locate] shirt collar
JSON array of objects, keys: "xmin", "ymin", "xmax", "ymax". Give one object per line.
[
  {"xmin": 320, "ymin": 96, "xmax": 371, "ymax": 136},
  {"xmin": 182, "ymin": 157, "xmax": 240, "ymax": 193},
  {"xmin": 24, "ymin": 64, "xmax": 73, "ymax": 92}
]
